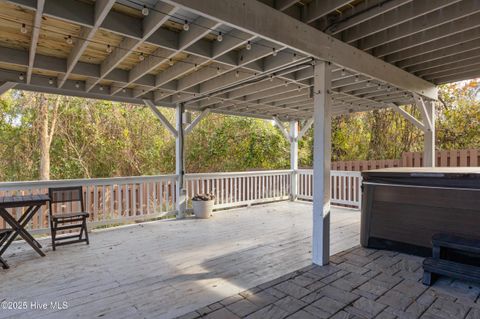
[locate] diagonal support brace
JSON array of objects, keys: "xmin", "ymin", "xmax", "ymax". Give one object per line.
[{"xmin": 144, "ymin": 100, "xmax": 178, "ymax": 137}]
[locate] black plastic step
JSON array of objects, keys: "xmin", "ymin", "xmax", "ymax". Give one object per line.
[
  {"xmin": 432, "ymin": 233, "xmax": 480, "ymax": 254},
  {"xmin": 423, "ymin": 257, "xmax": 480, "ymax": 284}
]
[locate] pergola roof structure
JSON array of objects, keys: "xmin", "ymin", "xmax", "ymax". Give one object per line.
[{"xmin": 0, "ymin": 0, "xmax": 478, "ymax": 120}]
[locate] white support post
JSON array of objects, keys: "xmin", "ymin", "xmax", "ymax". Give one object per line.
[
  {"xmin": 312, "ymin": 60, "xmax": 332, "ymax": 266},
  {"xmin": 290, "ymin": 120, "xmax": 298, "ymax": 201},
  {"xmin": 176, "ymin": 103, "xmax": 186, "ymax": 218},
  {"xmin": 423, "ymin": 101, "xmax": 436, "ymax": 167},
  {"xmin": 413, "ymin": 94, "xmax": 436, "ymax": 167}
]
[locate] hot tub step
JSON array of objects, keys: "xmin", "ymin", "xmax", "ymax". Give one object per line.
[{"xmin": 423, "ymin": 258, "xmax": 480, "ymax": 286}]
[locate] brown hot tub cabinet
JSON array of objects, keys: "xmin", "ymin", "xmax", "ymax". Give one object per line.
[{"xmin": 360, "ymin": 167, "xmax": 480, "ymax": 256}]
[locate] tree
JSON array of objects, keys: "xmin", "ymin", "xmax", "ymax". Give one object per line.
[{"xmin": 37, "ymin": 94, "xmax": 62, "ymax": 180}]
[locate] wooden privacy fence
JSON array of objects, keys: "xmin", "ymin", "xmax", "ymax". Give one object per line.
[
  {"xmin": 0, "ymin": 170, "xmax": 360, "ymax": 235},
  {"xmin": 332, "ymin": 149, "xmax": 480, "ymax": 171}
]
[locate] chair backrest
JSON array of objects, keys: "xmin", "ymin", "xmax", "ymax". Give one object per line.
[{"xmin": 48, "ymin": 186, "xmax": 85, "ymax": 214}]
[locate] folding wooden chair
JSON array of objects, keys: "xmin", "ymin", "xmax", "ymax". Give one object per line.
[{"xmin": 48, "ymin": 186, "xmax": 89, "ymax": 250}]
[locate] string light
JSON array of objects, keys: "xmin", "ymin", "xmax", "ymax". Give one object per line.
[
  {"xmin": 122, "ymin": 88, "xmax": 126, "ymax": 93},
  {"xmin": 75, "ymin": 81, "xmax": 80, "ymax": 88},
  {"xmin": 235, "ymin": 70, "xmax": 239, "ymax": 78},
  {"xmin": 169, "ymin": 58, "xmax": 174, "ymax": 66},
  {"xmin": 246, "ymin": 41, "xmax": 252, "ymax": 50},
  {"xmin": 18, "ymin": 73, "xmax": 24, "ymax": 81},
  {"xmin": 341, "ymin": 69, "xmax": 346, "ymax": 76},
  {"xmin": 183, "ymin": 20, "xmax": 190, "ymax": 31},
  {"xmin": 66, "ymin": 35, "xmax": 73, "ymax": 44},
  {"xmin": 269, "ymin": 75, "xmax": 274, "ymax": 81},
  {"xmin": 354, "ymin": 75, "xmax": 359, "ymax": 82},
  {"xmin": 366, "ymin": 81, "xmax": 371, "ymax": 87},
  {"xmin": 217, "ymin": 67, "xmax": 221, "ymax": 75},
  {"xmin": 48, "ymin": 78, "xmax": 54, "ymax": 85},
  {"xmin": 141, "ymin": 5, "xmax": 149, "ymax": 16},
  {"xmin": 284, "ymin": 81, "xmax": 288, "ymax": 87},
  {"xmin": 297, "ymin": 86, "xmax": 301, "ymax": 92},
  {"xmin": 138, "ymin": 53, "xmax": 145, "ymax": 61},
  {"xmin": 292, "ymin": 53, "xmax": 297, "ymax": 62},
  {"xmin": 20, "ymin": 23, "xmax": 27, "ymax": 34},
  {"xmin": 99, "ymin": 86, "xmax": 104, "ymax": 91},
  {"xmin": 216, "ymin": 32, "xmax": 223, "ymax": 42},
  {"xmin": 272, "ymin": 48, "xmax": 277, "ymax": 56},
  {"xmin": 106, "ymin": 44, "xmax": 112, "ymax": 53}
]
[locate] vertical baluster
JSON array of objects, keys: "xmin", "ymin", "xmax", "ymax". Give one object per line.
[
  {"xmin": 146, "ymin": 182, "xmax": 150, "ymax": 215},
  {"xmin": 117, "ymin": 184, "xmax": 122, "ymax": 218},
  {"xmin": 140, "ymin": 182, "xmax": 144, "ymax": 215},
  {"xmin": 109, "ymin": 184, "xmax": 114, "ymax": 220},
  {"xmin": 101, "ymin": 185, "xmax": 106, "ymax": 221}
]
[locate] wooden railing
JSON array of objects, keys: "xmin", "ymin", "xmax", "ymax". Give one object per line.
[
  {"xmin": 0, "ymin": 170, "xmax": 360, "ymax": 235},
  {"xmin": 297, "ymin": 170, "xmax": 362, "ymax": 209},
  {"xmin": 185, "ymin": 170, "xmax": 291, "ymax": 209}
]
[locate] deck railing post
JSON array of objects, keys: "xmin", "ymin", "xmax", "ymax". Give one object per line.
[
  {"xmin": 423, "ymin": 101, "xmax": 436, "ymax": 167},
  {"xmin": 312, "ymin": 60, "xmax": 332, "ymax": 266},
  {"xmin": 176, "ymin": 103, "xmax": 186, "ymax": 218},
  {"xmin": 290, "ymin": 120, "xmax": 298, "ymax": 201}
]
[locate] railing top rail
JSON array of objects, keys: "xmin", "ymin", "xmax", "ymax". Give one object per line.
[
  {"xmin": 185, "ymin": 170, "xmax": 292, "ymax": 179},
  {"xmin": 296, "ymin": 169, "xmax": 362, "ymax": 177},
  {"xmin": 0, "ymin": 174, "xmax": 178, "ymax": 190}
]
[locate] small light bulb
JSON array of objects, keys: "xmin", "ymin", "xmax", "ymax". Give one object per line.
[
  {"xmin": 387, "ymin": 86, "xmax": 391, "ymax": 92},
  {"xmin": 19, "ymin": 73, "xmax": 24, "ymax": 81},
  {"xmin": 106, "ymin": 44, "xmax": 112, "ymax": 53},
  {"xmin": 217, "ymin": 67, "xmax": 221, "ymax": 75},
  {"xmin": 48, "ymin": 78, "xmax": 54, "ymax": 85},
  {"xmin": 366, "ymin": 81, "xmax": 371, "ymax": 87},
  {"xmin": 169, "ymin": 58, "xmax": 174, "ymax": 66},
  {"xmin": 99, "ymin": 86, "xmax": 104, "ymax": 91},
  {"xmin": 269, "ymin": 75, "xmax": 274, "ymax": 82},
  {"xmin": 66, "ymin": 35, "xmax": 73, "ymax": 45},
  {"xmin": 194, "ymin": 63, "xmax": 198, "ymax": 71},
  {"xmin": 216, "ymin": 32, "xmax": 223, "ymax": 42},
  {"xmin": 75, "ymin": 81, "xmax": 80, "ymax": 88},
  {"xmin": 177, "ymin": 93, "xmax": 181, "ymax": 98},
  {"xmin": 122, "ymin": 88, "xmax": 126, "ymax": 93},
  {"xmin": 297, "ymin": 86, "xmax": 301, "ymax": 92},
  {"xmin": 142, "ymin": 5, "xmax": 149, "ymax": 16},
  {"xmin": 183, "ymin": 20, "xmax": 189, "ymax": 31},
  {"xmin": 246, "ymin": 41, "xmax": 251, "ymax": 50},
  {"xmin": 235, "ymin": 70, "xmax": 239, "ymax": 78},
  {"xmin": 272, "ymin": 48, "xmax": 277, "ymax": 56},
  {"xmin": 284, "ymin": 81, "xmax": 288, "ymax": 87},
  {"xmin": 292, "ymin": 53, "xmax": 297, "ymax": 62},
  {"xmin": 355, "ymin": 75, "xmax": 359, "ymax": 82},
  {"xmin": 341, "ymin": 69, "xmax": 346, "ymax": 76},
  {"xmin": 20, "ymin": 23, "xmax": 27, "ymax": 34},
  {"xmin": 138, "ymin": 53, "xmax": 145, "ymax": 61}
]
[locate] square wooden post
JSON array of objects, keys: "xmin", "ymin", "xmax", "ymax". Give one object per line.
[
  {"xmin": 312, "ymin": 60, "xmax": 332, "ymax": 266},
  {"xmin": 176, "ymin": 103, "xmax": 186, "ymax": 218},
  {"xmin": 290, "ymin": 120, "xmax": 298, "ymax": 201}
]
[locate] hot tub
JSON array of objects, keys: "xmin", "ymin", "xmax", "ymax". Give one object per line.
[{"xmin": 361, "ymin": 167, "xmax": 480, "ymax": 256}]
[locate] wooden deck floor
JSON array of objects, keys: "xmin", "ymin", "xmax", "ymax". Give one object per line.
[{"xmin": 0, "ymin": 201, "xmax": 360, "ymax": 319}]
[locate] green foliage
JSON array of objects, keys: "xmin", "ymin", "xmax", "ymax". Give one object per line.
[{"xmin": 0, "ymin": 79, "xmax": 478, "ymax": 181}]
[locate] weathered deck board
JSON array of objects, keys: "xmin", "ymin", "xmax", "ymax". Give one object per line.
[{"xmin": 0, "ymin": 201, "xmax": 360, "ymax": 319}]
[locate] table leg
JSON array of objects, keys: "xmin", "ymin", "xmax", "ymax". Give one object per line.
[
  {"xmin": 0, "ymin": 256, "xmax": 9, "ymax": 269},
  {"xmin": 0, "ymin": 207, "xmax": 45, "ymax": 257}
]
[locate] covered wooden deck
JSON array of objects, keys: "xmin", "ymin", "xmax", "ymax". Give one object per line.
[{"xmin": 0, "ymin": 201, "xmax": 359, "ymax": 319}]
